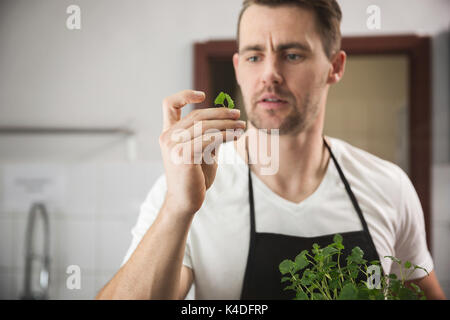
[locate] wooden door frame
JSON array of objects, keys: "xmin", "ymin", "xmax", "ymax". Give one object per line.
[{"xmin": 194, "ymin": 35, "xmax": 433, "ymax": 252}]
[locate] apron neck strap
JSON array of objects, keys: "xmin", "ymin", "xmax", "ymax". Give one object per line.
[
  {"xmin": 245, "ymin": 134, "xmax": 373, "ymax": 235},
  {"xmin": 322, "ymin": 135, "xmax": 371, "ymax": 234}
]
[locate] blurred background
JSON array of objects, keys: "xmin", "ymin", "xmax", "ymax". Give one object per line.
[{"xmin": 0, "ymin": 0, "xmax": 449, "ymax": 299}]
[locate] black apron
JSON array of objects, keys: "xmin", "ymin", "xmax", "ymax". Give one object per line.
[{"xmin": 240, "ymin": 136, "xmax": 382, "ymax": 300}]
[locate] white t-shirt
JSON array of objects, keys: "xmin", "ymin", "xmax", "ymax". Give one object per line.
[{"xmin": 121, "ymin": 136, "xmax": 433, "ymax": 300}]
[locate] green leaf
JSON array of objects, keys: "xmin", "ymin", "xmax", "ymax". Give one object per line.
[
  {"xmin": 312, "ymin": 243, "xmax": 320, "ymax": 254},
  {"xmin": 336, "ymin": 243, "xmax": 345, "ymax": 250},
  {"xmin": 398, "ymin": 287, "xmax": 417, "ymax": 300},
  {"xmin": 214, "ymin": 91, "xmax": 235, "ymax": 109},
  {"xmin": 348, "ymin": 246, "xmax": 365, "ymax": 264},
  {"xmin": 313, "ymin": 253, "xmax": 323, "ymax": 262},
  {"xmin": 324, "ymin": 261, "xmax": 338, "ymax": 270},
  {"xmin": 300, "ymin": 269, "xmax": 316, "ymax": 286},
  {"xmin": 338, "ymin": 283, "xmax": 358, "ymax": 300},
  {"xmin": 409, "ymin": 283, "xmax": 421, "ymax": 294},
  {"xmin": 316, "ymin": 271, "xmax": 326, "ymax": 282},
  {"xmin": 281, "ymin": 276, "xmax": 291, "ymax": 283},
  {"xmin": 312, "ymin": 292, "xmax": 326, "ymax": 300},
  {"xmin": 388, "ymin": 273, "xmax": 398, "ymax": 280},
  {"xmin": 356, "ymin": 287, "xmax": 370, "ymax": 300},
  {"xmin": 214, "ymin": 92, "xmax": 226, "ymax": 106},
  {"xmin": 322, "ymin": 246, "xmax": 338, "ymax": 257},
  {"xmin": 349, "ymin": 269, "xmax": 359, "ymax": 279},
  {"xmin": 413, "ymin": 265, "xmax": 429, "ymax": 277},
  {"xmin": 368, "ymin": 288, "xmax": 386, "ymax": 300},
  {"xmin": 294, "ymin": 253, "xmax": 309, "ymax": 271},
  {"xmin": 342, "ymin": 279, "xmax": 353, "ymax": 288},
  {"xmin": 374, "ymin": 290, "xmax": 386, "ymax": 300},
  {"xmin": 295, "ymin": 291, "xmax": 309, "ymax": 300},
  {"xmin": 279, "ymin": 259, "xmax": 295, "ymax": 275},
  {"xmin": 298, "ymin": 249, "xmax": 309, "ymax": 257},
  {"xmin": 333, "ymin": 234, "xmax": 343, "ymax": 244},
  {"xmin": 283, "ymin": 284, "xmax": 296, "ymax": 291},
  {"xmin": 224, "ymin": 93, "xmax": 235, "ymax": 109},
  {"xmin": 329, "ymin": 278, "xmax": 340, "ymax": 290},
  {"xmin": 384, "ymin": 255, "xmax": 402, "ymax": 265},
  {"xmin": 388, "ymin": 279, "xmax": 401, "ymax": 294},
  {"xmin": 404, "ymin": 261, "xmax": 412, "ymax": 269}
]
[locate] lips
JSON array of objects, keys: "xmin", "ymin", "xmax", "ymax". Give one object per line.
[
  {"xmin": 257, "ymin": 94, "xmax": 288, "ymax": 109},
  {"xmin": 258, "ymin": 94, "xmax": 287, "ymax": 103}
]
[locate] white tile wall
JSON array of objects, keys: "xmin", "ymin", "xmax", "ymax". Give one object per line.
[
  {"xmin": 10, "ymin": 216, "xmax": 29, "ymax": 270},
  {"xmin": 0, "ymin": 169, "xmax": 4, "ymax": 216},
  {"xmin": 63, "ymin": 165, "xmax": 99, "ymax": 217},
  {"xmin": 0, "ymin": 269, "xmax": 12, "ymax": 299},
  {"xmin": 97, "ymin": 164, "xmax": 136, "ymax": 217},
  {"xmin": 54, "ymin": 220, "xmax": 96, "ymax": 271},
  {"xmin": 54, "ymin": 272, "xmax": 97, "ymax": 300},
  {"xmin": 0, "ymin": 162, "xmax": 164, "ymax": 300},
  {"xmin": 94, "ymin": 218, "xmax": 134, "ymax": 272},
  {"xmin": 0, "ymin": 218, "xmax": 13, "ymax": 268}
]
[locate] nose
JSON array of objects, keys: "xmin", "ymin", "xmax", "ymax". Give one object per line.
[{"xmin": 261, "ymin": 55, "xmax": 283, "ymax": 85}]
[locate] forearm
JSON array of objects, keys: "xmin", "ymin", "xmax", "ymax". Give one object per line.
[
  {"xmin": 406, "ymin": 270, "xmax": 447, "ymax": 300},
  {"xmin": 96, "ymin": 197, "xmax": 194, "ymax": 300}
]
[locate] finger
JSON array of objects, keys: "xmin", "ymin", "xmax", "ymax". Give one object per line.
[
  {"xmin": 162, "ymin": 90, "xmax": 206, "ymax": 131},
  {"xmin": 175, "ymin": 107, "xmax": 241, "ymax": 131},
  {"xmin": 171, "ymin": 129, "xmax": 244, "ymax": 164},
  {"xmin": 171, "ymin": 119, "xmax": 246, "ymax": 144},
  {"xmin": 193, "ymin": 129, "xmax": 244, "ymax": 161}
]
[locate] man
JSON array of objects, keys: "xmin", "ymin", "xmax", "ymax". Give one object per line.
[{"xmin": 96, "ymin": 0, "xmax": 446, "ymax": 299}]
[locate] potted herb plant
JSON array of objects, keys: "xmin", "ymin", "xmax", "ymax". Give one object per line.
[{"xmin": 279, "ymin": 234, "xmax": 429, "ymax": 300}]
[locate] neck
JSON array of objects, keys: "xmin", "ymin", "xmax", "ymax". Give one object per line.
[{"xmin": 234, "ymin": 117, "xmax": 331, "ymax": 203}]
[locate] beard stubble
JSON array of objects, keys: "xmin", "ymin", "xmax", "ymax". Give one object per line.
[{"xmin": 247, "ymin": 91, "xmax": 319, "ymax": 136}]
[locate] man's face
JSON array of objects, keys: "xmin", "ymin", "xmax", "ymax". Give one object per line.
[{"xmin": 233, "ymin": 4, "xmax": 336, "ymax": 135}]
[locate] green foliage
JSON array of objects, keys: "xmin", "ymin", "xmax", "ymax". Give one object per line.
[
  {"xmin": 214, "ymin": 91, "xmax": 235, "ymax": 109},
  {"xmin": 279, "ymin": 234, "xmax": 429, "ymax": 300}
]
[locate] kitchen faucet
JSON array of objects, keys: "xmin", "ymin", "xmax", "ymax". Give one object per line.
[{"xmin": 21, "ymin": 202, "xmax": 51, "ymax": 300}]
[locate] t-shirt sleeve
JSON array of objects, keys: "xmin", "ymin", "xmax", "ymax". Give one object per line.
[
  {"xmin": 390, "ymin": 169, "xmax": 434, "ymax": 280},
  {"xmin": 120, "ymin": 174, "xmax": 193, "ymax": 269}
]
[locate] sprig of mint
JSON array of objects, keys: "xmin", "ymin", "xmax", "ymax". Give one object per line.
[
  {"xmin": 279, "ymin": 234, "xmax": 429, "ymax": 300},
  {"xmin": 214, "ymin": 91, "xmax": 235, "ymax": 109}
]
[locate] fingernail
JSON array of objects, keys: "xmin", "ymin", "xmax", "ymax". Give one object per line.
[
  {"xmin": 194, "ymin": 90, "xmax": 204, "ymax": 96},
  {"xmin": 230, "ymin": 109, "xmax": 240, "ymax": 114},
  {"xmin": 237, "ymin": 120, "xmax": 246, "ymax": 127}
]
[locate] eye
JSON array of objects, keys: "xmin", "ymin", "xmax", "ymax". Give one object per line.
[
  {"xmin": 247, "ymin": 56, "xmax": 260, "ymax": 63},
  {"xmin": 286, "ymin": 53, "xmax": 303, "ymax": 61}
]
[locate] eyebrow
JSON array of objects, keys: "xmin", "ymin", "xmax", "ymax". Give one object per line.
[{"xmin": 239, "ymin": 42, "xmax": 312, "ymax": 54}]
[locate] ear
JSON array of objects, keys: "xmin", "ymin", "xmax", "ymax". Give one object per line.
[
  {"xmin": 327, "ymin": 50, "xmax": 346, "ymax": 85},
  {"xmin": 232, "ymin": 52, "xmax": 241, "ymax": 86}
]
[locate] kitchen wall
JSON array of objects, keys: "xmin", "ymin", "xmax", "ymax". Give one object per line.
[
  {"xmin": 0, "ymin": 0, "xmax": 449, "ymax": 299},
  {"xmin": 0, "ymin": 162, "xmax": 164, "ymax": 299}
]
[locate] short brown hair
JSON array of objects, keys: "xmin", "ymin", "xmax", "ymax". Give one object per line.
[{"xmin": 237, "ymin": 0, "xmax": 342, "ymax": 59}]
